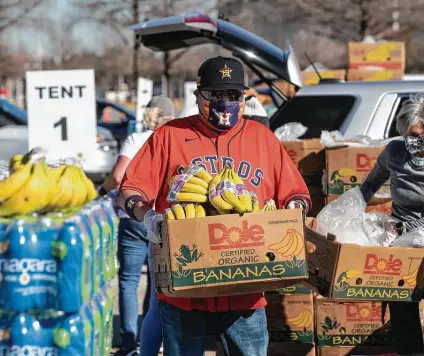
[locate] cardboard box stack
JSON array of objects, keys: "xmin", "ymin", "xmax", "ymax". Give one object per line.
[
  {"xmin": 302, "ymin": 70, "xmax": 346, "ymax": 85},
  {"xmin": 281, "ymin": 139, "xmax": 325, "ymax": 217},
  {"xmin": 347, "ymin": 41, "xmax": 405, "ymax": 81},
  {"xmin": 324, "ymin": 145, "xmax": 392, "ymax": 214}
]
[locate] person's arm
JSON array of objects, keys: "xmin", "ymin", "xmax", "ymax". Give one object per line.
[
  {"xmin": 359, "ymin": 145, "xmax": 391, "ymax": 203},
  {"xmin": 100, "ymin": 156, "xmax": 131, "ymax": 194},
  {"xmin": 116, "ymin": 131, "xmax": 167, "ymax": 242},
  {"xmin": 273, "ymin": 140, "xmax": 312, "ymax": 214}
]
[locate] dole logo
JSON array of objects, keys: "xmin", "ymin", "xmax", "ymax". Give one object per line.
[
  {"xmin": 208, "ymin": 220, "xmax": 264, "ymax": 250},
  {"xmin": 346, "ymin": 303, "xmax": 382, "ymax": 322},
  {"xmin": 364, "ymin": 254, "xmax": 402, "ymax": 275},
  {"xmin": 356, "ymin": 154, "xmax": 377, "ymax": 172}
]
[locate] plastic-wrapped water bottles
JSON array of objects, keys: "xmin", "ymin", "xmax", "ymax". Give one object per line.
[{"xmin": 0, "ymin": 199, "xmax": 118, "ymax": 354}]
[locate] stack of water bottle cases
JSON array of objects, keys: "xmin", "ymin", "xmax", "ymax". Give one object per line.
[{"xmin": 0, "ymin": 200, "xmax": 119, "ymax": 356}]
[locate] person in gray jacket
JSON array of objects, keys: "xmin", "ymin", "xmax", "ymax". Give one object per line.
[{"xmin": 360, "ymin": 93, "xmax": 424, "ymax": 355}]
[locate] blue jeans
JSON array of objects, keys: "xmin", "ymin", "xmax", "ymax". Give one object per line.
[
  {"xmin": 140, "ymin": 243, "xmax": 163, "ymax": 355},
  {"xmin": 117, "ymin": 218, "xmax": 150, "ymax": 350},
  {"xmin": 159, "ymin": 301, "xmax": 268, "ymax": 356}
]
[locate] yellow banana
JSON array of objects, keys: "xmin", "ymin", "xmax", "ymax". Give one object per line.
[
  {"xmin": 338, "ymin": 168, "xmax": 356, "ymax": 176},
  {"xmin": 0, "ymin": 161, "xmax": 50, "ymax": 217},
  {"xmin": 346, "ymin": 269, "xmax": 362, "ymax": 279},
  {"xmin": 50, "ymin": 166, "xmax": 74, "ymax": 210},
  {"xmin": 208, "ymin": 170, "xmax": 233, "ymax": 212},
  {"xmin": 64, "ymin": 167, "xmax": 82, "ymax": 210},
  {"xmin": 0, "ymin": 160, "xmax": 32, "ymax": 200},
  {"xmin": 69, "ymin": 166, "xmax": 87, "ymax": 208},
  {"xmin": 194, "ymin": 204, "xmax": 206, "ymax": 217},
  {"xmin": 165, "ymin": 209, "xmax": 175, "ymax": 220},
  {"xmin": 80, "ymin": 170, "xmax": 98, "ymax": 203},
  {"xmin": 230, "ymin": 167, "xmax": 252, "ymax": 212},
  {"xmin": 74, "ymin": 167, "xmax": 89, "ymax": 206},
  {"xmin": 181, "ymin": 183, "xmax": 208, "ymax": 195},
  {"xmin": 169, "ymin": 175, "xmax": 209, "ymax": 190},
  {"xmin": 173, "ymin": 204, "xmax": 186, "ymax": 219},
  {"xmin": 9, "ymin": 154, "xmax": 24, "ymax": 173},
  {"xmin": 193, "ymin": 167, "xmax": 213, "ymax": 184},
  {"xmin": 40, "ymin": 163, "xmax": 60, "ymax": 212},
  {"xmin": 262, "ymin": 199, "xmax": 277, "ymax": 212},
  {"xmin": 175, "ymin": 192, "xmax": 208, "ymax": 203},
  {"xmin": 184, "ymin": 204, "xmax": 196, "ymax": 218},
  {"xmin": 221, "ymin": 168, "xmax": 247, "ymax": 214}
]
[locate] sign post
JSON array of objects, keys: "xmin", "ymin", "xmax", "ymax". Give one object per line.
[
  {"xmin": 26, "ymin": 69, "xmax": 97, "ymax": 161},
  {"xmin": 136, "ymin": 77, "xmax": 153, "ymax": 122}
]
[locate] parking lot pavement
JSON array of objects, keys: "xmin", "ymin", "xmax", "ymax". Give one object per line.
[{"xmin": 110, "ymin": 266, "xmax": 217, "ymax": 355}]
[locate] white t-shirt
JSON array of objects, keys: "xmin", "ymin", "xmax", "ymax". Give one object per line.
[{"xmin": 117, "ymin": 130, "xmax": 153, "ymax": 218}]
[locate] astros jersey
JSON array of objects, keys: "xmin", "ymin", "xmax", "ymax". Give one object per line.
[{"xmin": 119, "ymin": 115, "xmax": 311, "ymax": 312}]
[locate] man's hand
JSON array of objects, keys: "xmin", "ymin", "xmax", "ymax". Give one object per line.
[
  {"xmin": 287, "ymin": 199, "xmax": 308, "ymax": 222},
  {"xmin": 144, "ymin": 209, "xmax": 165, "ymax": 243}
]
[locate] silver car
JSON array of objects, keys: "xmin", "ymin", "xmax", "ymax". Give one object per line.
[{"xmin": 0, "ymin": 99, "xmax": 118, "ymax": 183}]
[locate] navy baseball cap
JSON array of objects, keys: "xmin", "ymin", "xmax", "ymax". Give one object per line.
[{"xmin": 197, "ymin": 56, "xmax": 249, "ymax": 91}]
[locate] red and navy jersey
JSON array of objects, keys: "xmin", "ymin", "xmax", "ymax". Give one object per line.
[{"xmin": 119, "ymin": 115, "xmax": 311, "ymax": 312}]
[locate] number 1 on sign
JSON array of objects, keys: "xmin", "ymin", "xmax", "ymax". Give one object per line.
[{"xmin": 54, "ymin": 116, "xmax": 68, "ymax": 141}]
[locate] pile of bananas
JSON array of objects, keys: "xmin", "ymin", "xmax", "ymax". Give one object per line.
[
  {"xmin": 165, "ymin": 164, "xmax": 281, "ymax": 220},
  {"xmin": 165, "ymin": 204, "xmax": 206, "ymax": 220},
  {"xmin": 0, "ymin": 151, "xmax": 97, "ymax": 217}
]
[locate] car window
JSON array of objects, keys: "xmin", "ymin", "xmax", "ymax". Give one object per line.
[
  {"xmin": 0, "ymin": 113, "xmax": 16, "ymax": 127},
  {"xmin": 270, "ymin": 95, "xmax": 356, "ymax": 138},
  {"xmin": 98, "ymin": 106, "xmax": 127, "ymax": 124},
  {"xmin": 388, "ymin": 97, "xmax": 409, "ymax": 138}
]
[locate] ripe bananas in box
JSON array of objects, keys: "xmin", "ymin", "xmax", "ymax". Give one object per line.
[
  {"xmin": 0, "ymin": 151, "xmax": 97, "ymax": 217},
  {"xmin": 167, "ymin": 165, "xmax": 212, "ymax": 203},
  {"xmin": 261, "ymin": 199, "xmax": 277, "ymax": 212},
  {"xmin": 165, "ymin": 204, "xmax": 207, "ymax": 220},
  {"xmin": 209, "ymin": 165, "xmax": 253, "ymax": 214}
]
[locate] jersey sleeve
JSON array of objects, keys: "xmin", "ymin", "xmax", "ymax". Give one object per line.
[
  {"xmin": 118, "ymin": 130, "xmax": 167, "ymax": 206},
  {"xmin": 273, "ymin": 141, "xmax": 312, "ymax": 210}
]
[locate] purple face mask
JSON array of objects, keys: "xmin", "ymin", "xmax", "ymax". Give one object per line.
[{"xmin": 208, "ymin": 100, "xmax": 242, "ymax": 129}]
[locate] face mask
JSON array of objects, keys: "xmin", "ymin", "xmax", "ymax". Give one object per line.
[
  {"xmin": 405, "ymin": 135, "xmax": 424, "ymax": 155},
  {"xmin": 198, "ymin": 94, "xmax": 245, "ymax": 130}
]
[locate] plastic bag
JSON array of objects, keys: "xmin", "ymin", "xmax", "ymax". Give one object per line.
[
  {"xmin": 274, "ymin": 122, "xmax": 307, "ymax": 141},
  {"xmin": 391, "ymin": 227, "xmax": 424, "ymax": 248},
  {"xmin": 316, "ymin": 187, "xmax": 395, "ymax": 246},
  {"xmin": 320, "ymin": 130, "xmax": 399, "ymax": 148}
]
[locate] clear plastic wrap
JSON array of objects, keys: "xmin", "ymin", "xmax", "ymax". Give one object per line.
[
  {"xmin": 274, "ymin": 122, "xmax": 307, "ymax": 141},
  {"xmin": 316, "ymin": 187, "xmax": 396, "ymax": 246},
  {"xmin": 320, "ymin": 130, "xmax": 400, "ymax": 148},
  {"xmin": 391, "ymin": 227, "xmax": 424, "ymax": 248}
]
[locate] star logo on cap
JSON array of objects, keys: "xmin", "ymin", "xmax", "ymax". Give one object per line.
[{"xmin": 219, "ymin": 65, "xmax": 232, "ymax": 79}]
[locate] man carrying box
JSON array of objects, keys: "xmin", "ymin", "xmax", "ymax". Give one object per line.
[{"xmin": 116, "ymin": 56, "xmax": 311, "ymax": 356}]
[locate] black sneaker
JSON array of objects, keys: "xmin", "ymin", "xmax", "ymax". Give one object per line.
[{"xmin": 114, "ymin": 347, "xmax": 139, "ymax": 356}]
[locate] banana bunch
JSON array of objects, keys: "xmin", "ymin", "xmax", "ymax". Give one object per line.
[
  {"xmin": 209, "ymin": 165, "xmax": 253, "ymax": 214},
  {"xmin": 0, "ymin": 152, "xmax": 97, "ymax": 217},
  {"xmin": 402, "ymin": 266, "xmax": 419, "ymax": 287},
  {"xmin": 286, "ymin": 309, "xmax": 313, "ymax": 329},
  {"xmin": 167, "ymin": 165, "xmax": 212, "ymax": 204},
  {"xmin": 261, "ymin": 199, "xmax": 277, "ymax": 212},
  {"xmin": 268, "ymin": 229, "xmax": 304, "ymax": 258},
  {"xmin": 165, "ymin": 204, "xmax": 206, "ymax": 220}
]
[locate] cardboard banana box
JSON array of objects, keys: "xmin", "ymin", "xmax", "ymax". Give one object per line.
[
  {"xmin": 216, "ymin": 341, "xmax": 316, "ymax": 356},
  {"xmin": 325, "ymin": 146, "xmax": 390, "ymax": 198},
  {"xmin": 302, "ymin": 70, "xmax": 346, "ymax": 85},
  {"xmin": 318, "ymin": 345, "xmax": 396, "ymax": 356},
  {"xmin": 315, "ymin": 298, "xmax": 392, "ymax": 347},
  {"xmin": 348, "ymin": 42, "xmax": 405, "ymax": 71},
  {"xmin": 304, "ymin": 226, "xmax": 424, "ymax": 302},
  {"xmin": 347, "ymin": 69, "xmax": 404, "ymax": 82},
  {"xmin": 274, "ymin": 283, "xmax": 312, "ymax": 295},
  {"xmin": 265, "ymin": 293, "xmax": 314, "ymax": 343},
  {"xmin": 153, "ymin": 209, "xmax": 308, "ymax": 297}
]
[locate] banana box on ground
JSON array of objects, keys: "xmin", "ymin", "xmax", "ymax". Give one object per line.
[
  {"xmin": 315, "ymin": 298, "xmax": 392, "ymax": 348},
  {"xmin": 265, "ymin": 293, "xmax": 315, "ymax": 353},
  {"xmin": 348, "ymin": 42, "xmax": 405, "ymax": 71},
  {"xmin": 275, "ymin": 283, "xmax": 313, "ymax": 295},
  {"xmin": 152, "ymin": 209, "xmax": 308, "ymax": 297},
  {"xmin": 304, "ymin": 226, "xmax": 424, "ymax": 302},
  {"xmin": 318, "ymin": 345, "xmax": 396, "ymax": 355},
  {"xmin": 325, "ymin": 146, "xmax": 390, "ymax": 201}
]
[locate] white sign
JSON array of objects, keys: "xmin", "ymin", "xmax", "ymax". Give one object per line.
[
  {"xmin": 136, "ymin": 77, "xmax": 153, "ymax": 122},
  {"xmin": 184, "ymin": 81, "xmax": 197, "ymax": 110},
  {"xmin": 26, "ymin": 69, "xmax": 96, "ymax": 160}
]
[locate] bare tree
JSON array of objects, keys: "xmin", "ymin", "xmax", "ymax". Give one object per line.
[{"xmin": 0, "ymin": 0, "xmax": 48, "ymax": 34}]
